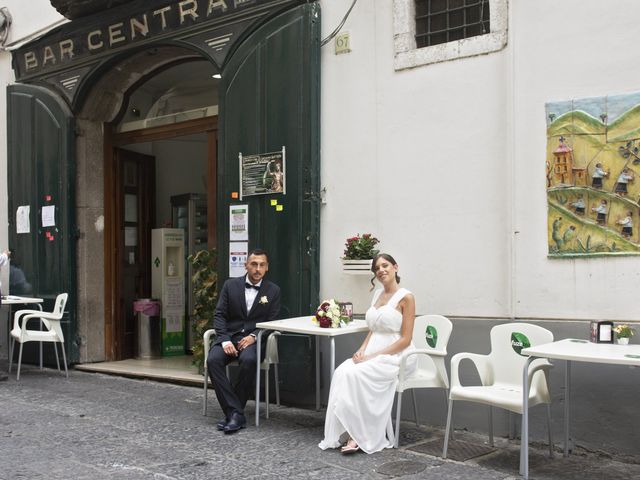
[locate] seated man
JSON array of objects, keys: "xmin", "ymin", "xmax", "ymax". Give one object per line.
[{"xmin": 206, "ymin": 249, "xmax": 281, "ymax": 433}]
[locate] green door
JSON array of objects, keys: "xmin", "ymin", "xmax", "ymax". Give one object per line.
[
  {"xmin": 218, "ymin": 3, "xmax": 321, "ymax": 317},
  {"xmin": 7, "ymin": 84, "xmax": 77, "ymax": 364}
]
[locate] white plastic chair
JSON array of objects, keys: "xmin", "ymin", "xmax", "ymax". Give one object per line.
[
  {"xmin": 202, "ymin": 328, "xmax": 281, "ymax": 418},
  {"xmin": 394, "ymin": 314, "xmax": 453, "ymax": 447},
  {"xmin": 443, "ymin": 323, "xmax": 554, "ymax": 461},
  {"xmin": 9, "ymin": 293, "xmax": 69, "ymax": 381}
]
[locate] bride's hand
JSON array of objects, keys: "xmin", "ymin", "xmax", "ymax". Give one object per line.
[{"xmin": 352, "ymin": 350, "xmax": 365, "ymax": 363}]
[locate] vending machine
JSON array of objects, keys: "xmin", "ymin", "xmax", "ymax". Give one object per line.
[{"xmin": 151, "ymin": 228, "xmax": 185, "ymax": 356}]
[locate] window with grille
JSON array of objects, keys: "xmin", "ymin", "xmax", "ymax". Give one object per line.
[
  {"xmin": 393, "ymin": 0, "xmax": 506, "ymax": 70},
  {"xmin": 415, "ymin": 0, "xmax": 490, "ymax": 48}
]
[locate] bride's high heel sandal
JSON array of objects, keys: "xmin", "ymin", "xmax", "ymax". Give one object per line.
[{"xmin": 340, "ymin": 439, "xmax": 360, "ymax": 454}]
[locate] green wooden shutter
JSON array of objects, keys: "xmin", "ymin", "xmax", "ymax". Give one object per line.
[
  {"xmin": 7, "ymin": 84, "xmax": 77, "ymax": 364},
  {"xmin": 218, "ymin": 3, "xmax": 321, "ymax": 317}
]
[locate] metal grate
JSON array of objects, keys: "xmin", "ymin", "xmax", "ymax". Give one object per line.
[
  {"xmin": 408, "ymin": 438, "xmax": 496, "ymax": 462},
  {"xmin": 415, "ymin": 0, "xmax": 490, "ymax": 48}
]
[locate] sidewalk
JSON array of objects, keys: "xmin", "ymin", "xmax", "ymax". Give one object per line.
[{"xmin": 1, "ymin": 364, "xmax": 639, "ymax": 479}]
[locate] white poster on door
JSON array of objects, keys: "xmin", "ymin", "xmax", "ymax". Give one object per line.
[
  {"xmin": 16, "ymin": 206, "xmax": 30, "ymax": 234},
  {"xmin": 229, "ymin": 241, "xmax": 248, "ymax": 277},
  {"xmin": 229, "ymin": 204, "xmax": 249, "ymax": 241},
  {"xmin": 41, "ymin": 205, "xmax": 56, "ymax": 227}
]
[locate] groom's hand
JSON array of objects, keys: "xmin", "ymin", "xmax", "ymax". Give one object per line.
[
  {"xmin": 223, "ymin": 342, "xmax": 239, "ymax": 357},
  {"xmin": 237, "ymin": 335, "xmax": 255, "ymax": 351}
]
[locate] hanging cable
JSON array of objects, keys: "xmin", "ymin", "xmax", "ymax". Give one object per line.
[{"xmin": 320, "ymin": 0, "xmax": 358, "ymax": 47}]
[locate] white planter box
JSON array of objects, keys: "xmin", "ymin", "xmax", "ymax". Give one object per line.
[{"xmin": 341, "ymin": 259, "xmax": 373, "ymax": 275}]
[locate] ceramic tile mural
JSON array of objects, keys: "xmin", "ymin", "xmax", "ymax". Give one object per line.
[{"xmin": 546, "ymin": 92, "xmax": 640, "ymax": 257}]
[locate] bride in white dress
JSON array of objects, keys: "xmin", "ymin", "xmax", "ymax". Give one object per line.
[{"xmin": 319, "ymin": 253, "xmax": 417, "ymax": 454}]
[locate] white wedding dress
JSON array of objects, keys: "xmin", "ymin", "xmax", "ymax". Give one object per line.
[{"xmin": 318, "ymin": 288, "xmax": 417, "ymax": 453}]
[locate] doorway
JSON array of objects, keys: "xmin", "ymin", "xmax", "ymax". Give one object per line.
[{"xmin": 105, "ymin": 59, "xmax": 219, "ymax": 361}]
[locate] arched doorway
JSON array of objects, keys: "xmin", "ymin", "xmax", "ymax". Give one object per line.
[
  {"xmin": 77, "ymin": 49, "xmax": 219, "ymax": 360},
  {"xmin": 8, "ymin": 2, "xmax": 321, "ymax": 369}
]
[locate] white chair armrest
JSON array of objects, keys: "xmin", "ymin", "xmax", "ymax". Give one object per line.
[
  {"xmin": 15, "ymin": 311, "xmax": 42, "ymax": 329},
  {"xmin": 450, "ymin": 352, "xmax": 492, "ymax": 388},
  {"xmin": 527, "ymin": 358, "xmax": 553, "ymax": 386},
  {"xmin": 25, "ymin": 311, "xmax": 62, "ymax": 321},
  {"xmin": 398, "ymin": 349, "xmax": 440, "ymax": 382},
  {"xmin": 203, "ymin": 328, "xmax": 217, "ymax": 356},
  {"xmin": 264, "ymin": 331, "xmax": 281, "ymax": 364}
]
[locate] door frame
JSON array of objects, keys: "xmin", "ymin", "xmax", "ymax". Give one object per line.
[{"xmin": 104, "ymin": 116, "xmax": 218, "ymax": 360}]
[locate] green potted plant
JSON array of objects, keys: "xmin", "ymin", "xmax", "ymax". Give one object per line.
[
  {"xmin": 614, "ymin": 324, "xmax": 635, "ymax": 345},
  {"xmin": 341, "ymin": 233, "xmax": 380, "ymax": 273},
  {"xmin": 188, "ymin": 248, "xmax": 218, "ymax": 373}
]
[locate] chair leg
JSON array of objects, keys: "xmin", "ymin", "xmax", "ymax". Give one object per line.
[
  {"xmin": 394, "ymin": 391, "xmax": 403, "ymax": 448},
  {"xmin": 265, "ymin": 368, "xmax": 270, "ymax": 419},
  {"xmin": 203, "ymin": 364, "xmax": 208, "ymax": 416},
  {"xmin": 16, "ymin": 342, "xmax": 24, "ymax": 381},
  {"xmin": 8, "ymin": 338, "xmax": 14, "ymax": 373},
  {"xmin": 274, "ymin": 364, "xmax": 280, "ymax": 406},
  {"xmin": 53, "ymin": 342, "xmax": 61, "ymax": 373},
  {"xmin": 60, "ymin": 342, "xmax": 68, "ymax": 378},
  {"xmin": 489, "ymin": 406, "xmax": 494, "ymax": 447},
  {"xmin": 442, "ymin": 389, "xmax": 449, "ymax": 417},
  {"xmin": 411, "ymin": 389, "xmax": 419, "ymax": 427},
  {"xmin": 546, "ymin": 403, "xmax": 554, "ymax": 458},
  {"xmin": 443, "ymin": 399, "xmax": 454, "ymax": 458}
]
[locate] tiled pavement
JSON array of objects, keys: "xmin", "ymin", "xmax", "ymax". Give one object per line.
[{"xmin": 1, "ymin": 364, "xmax": 639, "ymax": 479}]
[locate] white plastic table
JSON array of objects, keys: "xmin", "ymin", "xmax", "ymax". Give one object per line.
[
  {"xmin": 521, "ymin": 338, "xmax": 640, "ymax": 479},
  {"xmin": 2, "ymin": 295, "xmax": 45, "ymax": 369},
  {"xmin": 254, "ymin": 316, "xmax": 369, "ymax": 426}
]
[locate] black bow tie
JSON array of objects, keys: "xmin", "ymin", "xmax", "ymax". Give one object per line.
[{"xmin": 245, "ymin": 283, "xmax": 260, "ymax": 291}]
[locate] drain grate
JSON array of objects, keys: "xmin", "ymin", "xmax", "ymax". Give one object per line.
[
  {"xmin": 376, "ymin": 460, "xmax": 428, "ymax": 476},
  {"xmin": 409, "ymin": 439, "xmax": 496, "ymax": 462}
]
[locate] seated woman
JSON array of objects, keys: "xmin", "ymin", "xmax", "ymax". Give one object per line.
[{"xmin": 318, "ymin": 253, "xmax": 417, "ymax": 454}]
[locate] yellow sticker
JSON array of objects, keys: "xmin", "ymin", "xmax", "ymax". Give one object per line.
[
  {"xmin": 270, "ymin": 199, "xmax": 278, "ymax": 206},
  {"xmin": 276, "ymin": 205, "xmax": 284, "ymax": 212}
]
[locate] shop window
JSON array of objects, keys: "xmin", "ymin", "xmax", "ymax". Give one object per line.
[{"xmin": 393, "ymin": 0, "xmax": 507, "ymax": 70}]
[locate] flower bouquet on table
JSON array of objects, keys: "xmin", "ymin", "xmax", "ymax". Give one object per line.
[
  {"xmin": 313, "ymin": 299, "xmax": 353, "ymax": 328},
  {"xmin": 614, "ymin": 324, "xmax": 635, "ymax": 344}
]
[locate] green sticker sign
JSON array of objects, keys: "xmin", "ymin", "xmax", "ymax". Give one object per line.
[
  {"xmin": 511, "ymin": 332, "xmax": 531, "ymax": 356},
  {"xmin": 425, "ymin": 325, "xmax": 438, "ymax": 348}
]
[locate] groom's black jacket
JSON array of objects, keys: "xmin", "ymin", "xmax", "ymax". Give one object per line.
[{"xmin": 213, "ymin": 275, "xmax": 281, "ymax": 346}]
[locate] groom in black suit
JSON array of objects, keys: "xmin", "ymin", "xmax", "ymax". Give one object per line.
[{"xmin": 207, "ymin": 249, "xmax": 281, "ymax": 433}]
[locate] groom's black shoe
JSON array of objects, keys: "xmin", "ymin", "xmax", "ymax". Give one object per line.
[
  {"xmin": 216, "ymin": 417, "xmax": 229, "ymax": 431},
  {"xmin": 224, "ymin": 412, "xmax": 246, "ymax": 434}
]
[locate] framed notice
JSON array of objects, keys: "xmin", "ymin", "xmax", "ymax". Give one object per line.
[{"xmin": 239, "ymin": 146, "xmax": 286, "ymax": 199}]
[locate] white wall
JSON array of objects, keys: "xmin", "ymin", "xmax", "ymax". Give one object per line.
[
  {"xmin": 321, "ymin": 0, "xmax": 640, "ymax": 321},
  {"xmin": 321, "ymin": 0, "xmax": 510, "ymax": 317},
  {"xmin": 512, "ymin": 0, "xmax": 640, "ymax": 321},
  {"xmin": 0, "ymin": 50, "xmax": 12, "ymax": 293},
  {"xmin": 1, "ymin": 1, "xmax": 65, "ymax": 47}
]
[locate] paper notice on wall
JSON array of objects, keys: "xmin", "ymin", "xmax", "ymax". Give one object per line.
[
  {"xmin": 16, "ymin": 206, "xmax": 30, "ymax": 234},
  {"xmin": 229, "ymin": 241, "xmax": 248, "ymax": 277},
  {"xmin": 41, "ymin": 205, "xmax": 56, "ymax": 227},
  {"xmin": 229, "ymin": 204, "xmax": 249, "ymax": 241},
  {"xmin": 164, "ymin": 310, "xmax": 183, "ymax": 333},
  {"xmin": 164, "ymin": 278, "xmax": 184, "ymax": 309},
  {"xmin": 124, "ymin": 226, "xmax": 138, "ymax": 246}
]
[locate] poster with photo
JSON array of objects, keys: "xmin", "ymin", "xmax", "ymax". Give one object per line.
[{"xmin": 239, "ymin": 147, "xmax": 285, "ymax": 199}]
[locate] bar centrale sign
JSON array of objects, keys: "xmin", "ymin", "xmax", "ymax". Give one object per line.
[{"xmin": 16, "ymin": 0, "xmax": 275, "ymax": 78}]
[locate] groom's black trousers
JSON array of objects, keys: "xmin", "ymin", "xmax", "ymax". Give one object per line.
[{"xmin": 207, "ymin": 340, "xmax": 257, "ymax": 417}]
